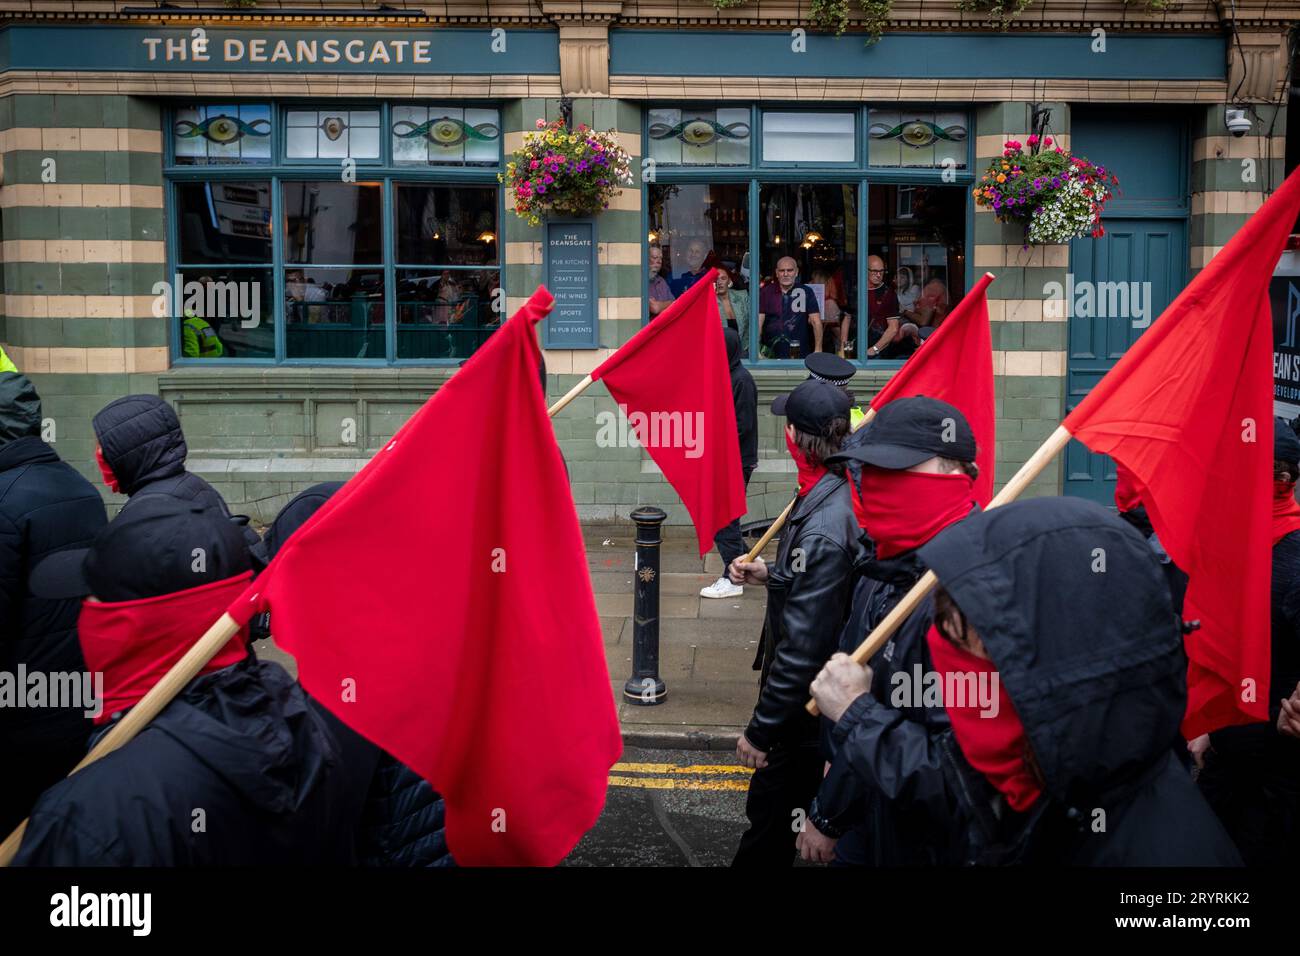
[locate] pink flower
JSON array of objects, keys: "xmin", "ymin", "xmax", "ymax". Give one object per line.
[
  {"xmin": 1026, "ymin": 134, "xmax": 1039, "ymax": 146},
  {"xmin": 535, "ymin": 119, "xmax": 545, "ymax": 129},
  {"xmin": 1045, "ymin": 137, "xmax": 1053, "ymax": 146},
  {"xmin": 530, "ymin": 160, "xmax": 540, "ymax": 169}
]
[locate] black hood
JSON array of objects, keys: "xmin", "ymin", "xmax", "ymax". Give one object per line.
[
  {"xmin": 723, "ymin": 326, "xmax": 742, "ymax": 370},
  {"xmin": 0, "ymin": 372, "xmax": 42, "ymax": 447},
  {"xmin": 919, "ymin": 496, "xmax": 1187, "ymax": 807},
  {"xmin": 92, "ymin": 394, "xmax": 187, "ymax": 494},
  {"xmin": 252, "ymin": 481, "xmax": 345, "ymax": 570},
  {"xmin": 149, "ymin": 658, "xmax": 337, "ymax": 814}
]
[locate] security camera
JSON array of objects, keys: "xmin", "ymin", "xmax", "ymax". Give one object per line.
[{"xmin": 1225, "ymin": 107, "xmax": 1251, "ymax": 138}]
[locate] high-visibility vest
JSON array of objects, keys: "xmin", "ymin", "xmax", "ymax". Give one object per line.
[
  {"xmin": 183, "ymin": 314, "xmax": 225, "ymax": 358},
  {"xmin": 0, "ymin": 345, "xmax": 16, "ymax": 373},
  {"xmin": 850, "ymin": 405, "xmax": 866, "ymax": 430}
]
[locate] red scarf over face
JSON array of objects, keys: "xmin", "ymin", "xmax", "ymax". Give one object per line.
[
  {"xmin": 77, "ymin": 572, "xmax": 252, "ymax": 724},
  {"xmin": 786, "ymin": 429, "xmax": 827, "ymax": 497},
  {"xmin": 95, "ymin": 445, "xmax": 120, "ymax": 494},
  {"xmin": 850, "ymin": 467, "xmax": 976, "ymax": 559},
  {"xmin": 925, "ymin": 624, "xmax": 1042, "ymax": 812},
  {"xmin": 1274, "ymin": 479, "xmax": 1300, "ymax": 545}
]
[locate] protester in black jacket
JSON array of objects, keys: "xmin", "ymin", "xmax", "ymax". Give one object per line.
[
  {"xmin": 253, "ymin": 481, "xmax": 454, "ymax": 867},
  {"xmin": 812, "ymin": 496, "xmax": 1242, "ymax": 865},
  {"xmin": 13, "ymin": 496, "xmax": 373, "ymax": 865},
  {"xmin": 726, "ymin": 379, "xmax": 862, "ymax": 865},
  {"xmin": 802, "ymin": 396, "xmax": 980, "ymax": 865},
  {"xmin": 0, "ymin": 372, "xmax": 108, "ymax": 833},
  {"xmin": 1195, "ymin": 417, "xmax": 1300, "ymax": 865},
  {"xmin": 701, "ymin": 328, "xmax": 759, "ymax": 600},
  {"xmin": 92, "ymin": 394, "xmax": 230, "ymax": 515}
]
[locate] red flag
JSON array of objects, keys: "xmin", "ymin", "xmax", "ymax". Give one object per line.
[
  {"xmin": 1064, "ymin": 169, "xmax": 1300, "ymax": 738},
  {"xmin": 228, "ymin": 288, "xmax": 621, "ymax": 866},
  {"xmin": 871, "ymin": 273, "xmax": 996, "ymax": 505},
  {"xmin": 591, "ymin": 269, "xmax": 746, "ymax": 555}
]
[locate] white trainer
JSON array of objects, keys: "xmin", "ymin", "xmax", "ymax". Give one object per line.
[{"xmin": 700, "ymin": 576, "xmax": 743, "ymax": 599}]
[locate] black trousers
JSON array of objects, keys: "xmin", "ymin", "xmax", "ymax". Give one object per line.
[
  {"xmin": 732, "ymin": 736, "xmax": 824, "ymax": 866},
  {"xmin": 712, "ymin": 466, "xmax": 754, "ymax": 570}
]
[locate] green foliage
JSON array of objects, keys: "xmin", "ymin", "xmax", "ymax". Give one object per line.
[{"xmin": 707, "ymin": 0, "xmax": 1176, "ymax": 38}]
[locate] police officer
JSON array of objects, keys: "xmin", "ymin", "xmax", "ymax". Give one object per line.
[{"xmin": 182, "ymin": 309, "xmax": 226, "ymax": 359}]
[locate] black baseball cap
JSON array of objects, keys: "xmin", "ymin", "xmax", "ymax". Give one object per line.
[
  {"xmin": 1276, "ymin": 416, "xmax": 1300, "ymax": 468},
  {"xmin": 771, "ymin": 379, "xmax": 852, "ymax": 435},
  {"xmin": 805, "ymin": 352, "xmax": 855, "ymax": 386},
  {"xmin": 30, "ymin": 495, "xmax": 252, "ymax": 602},
  {"xmin": 829, "ymin": 395, "xmax": 976, "ymax": 470}
]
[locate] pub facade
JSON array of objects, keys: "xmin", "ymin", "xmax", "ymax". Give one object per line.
[{"xmin": 0, "ymin": 0, "xmax": 1294, "ymax": 524}]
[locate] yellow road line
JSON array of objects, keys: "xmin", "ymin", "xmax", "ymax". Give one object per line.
[
  {"xmin": 611, "ymin": 762, "xmax": 752, "ymax": 776},
  {"xmin": 608, "ymin": 774, "xmax": 750, "ymax": 792}
]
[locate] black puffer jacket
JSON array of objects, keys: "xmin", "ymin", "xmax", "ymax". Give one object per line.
[
  {"xmin": 725, "ymin": 328, "xmax": 758, "ymax": 470},
  {"xmin": 906, "ymin": 497, "xmax": 1241, "ymax": 865},
  {"xmin": 0, "ymin": 373, "xmax": 108, "ymax": 830},
  {"xmin": 746, "ymin": 470, "xmax": 862, "ymax": 752},
  {"xmin": 13, "ymin": 657, "xmax": 375, "ymax": 866},
  {"xmin": 92, "ymin": 394, "xmax": 229, "ymax": 514},
  {"xmin": 810, "ymin": 542, "xmax": 954, "ymax": 864},
  {"xmin": 254, "ymin": 481, "xmax": 455, "ymax": 867}
]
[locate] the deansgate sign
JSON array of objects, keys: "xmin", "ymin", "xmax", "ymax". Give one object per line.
[{"xmin": 0, "ymin": 26, "xmax": 561, "ymax": 74}]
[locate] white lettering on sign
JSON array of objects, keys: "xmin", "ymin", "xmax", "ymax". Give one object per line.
[{"xmin": 145, "ymin": 34, "xmax": 444, "ymax": 66}]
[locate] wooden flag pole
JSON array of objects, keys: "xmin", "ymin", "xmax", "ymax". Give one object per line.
[
  {"xmin": 740, "ymin": 405, "xmax": 878, "ymax": 564},
  {"xmin": 0, "ymin": 611, "xmax": 242, "ymax": 866},
  {"xmin": 805, "ymin": 424, "xmax": 1074, "ymax": 715},
  {"xmin": 548, "ymin": 374, "xmax": 594, "ymax": 418}
]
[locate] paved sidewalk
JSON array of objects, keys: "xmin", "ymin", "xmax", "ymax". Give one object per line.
[{"xmin": 584, "ymin": 525, "xmax": 775, "ymax": 751}]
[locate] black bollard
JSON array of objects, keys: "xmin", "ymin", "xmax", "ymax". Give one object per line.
[{"xmin": 624, "ymin": 506, "xmax": 668, "ymax": 705}]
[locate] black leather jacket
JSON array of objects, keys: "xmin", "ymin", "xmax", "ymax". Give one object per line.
[
  {"xmin": 810, "ymin": 545, "xmax": 952, "ymax": 864},
  {"xmin": 746, "ymin": 469, "xmax": 862, "ymax": 753}
]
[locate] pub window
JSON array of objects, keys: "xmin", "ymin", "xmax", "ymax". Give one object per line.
[
  {"xmin": 867, "ymin": 110, "xmax": 968, "ymax": 169},
  {"xmin": 757, "ymin": 184, "xmax": 858, "ymax": 359},
  {"xmin": 174, "ymin": 181, "xmax": 275, "ymax": 359},
  {"xmin": 285, "ymin": 108, "xmax": 381, "ymax": 161},
  {"xmin": 645, "ymin": 104, "xmax": 971, "ymax": 367},
  {"xmin": 173, "ymin": 104, "xmax": 272, "ymax": 165},
  {"xmin": 391, "ymin": 106, "xmax": 501, "ymax": 166},
  {"xmin": 648, "ymin": 183, "xmax": 750, "ymax": 355},
  {"xmin": 166, "ymin": 101, "xmax": 502, "ymax": 365},
  {"xmin": 761, "ymin": 111, "xmax": 855, "ymax": 164},
  {"xmin": 647, "ymin": 108, "xmax": 751, "ymax": 167},
  {"xmin": 866, "ymin": 183, "xmax": 968, "ymax": 358},
  {"xmin": 393, "ymin": 184, "xmax": 500, "ymax": 360}
]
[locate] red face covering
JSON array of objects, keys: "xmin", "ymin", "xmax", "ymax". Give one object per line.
[
  {"xmin": 850, "ymin": 466, "xmax": 976, "ymax": 559},
  {"xmin": 925, "ymin": 624, "xmax": 1042, "ymax": 812},
  {"xmin": 1273, "ymin": 479, "xmax": 1300, "ymax": 545},
  {"xmin": 786, "ymin": 428, "xmax": 827, "ymax": 497},
  {"xmin": 95, "ymin": 445, "xmax": 120, "ymax": 494},
  {"xmin": 77, "ymin": 572, "xmax": 252, "ymax": 724}
]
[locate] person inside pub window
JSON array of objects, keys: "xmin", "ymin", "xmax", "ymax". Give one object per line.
[
  {"xmin": 648, "ymin": 243, "xmax": 675, "ymax": 317},
  {"xmin": 670, "ymin": 238, "xmax": 713, "ymax": 297},
  {"xmin": 865, "ymin": 255, "xmax": 905, "ymax": 360},
  {"xmin": 758, "ymin": 256, "xmax": 820, "ymax": 359}
]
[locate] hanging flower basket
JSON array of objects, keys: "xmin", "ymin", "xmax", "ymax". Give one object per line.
[
  {"xmin": 501, "ymin": 119, "xmax": 634, "ymax": 227},
  {"xmin": 972, "ymin": 136, "xmax": 1120, "ymax": 245}
]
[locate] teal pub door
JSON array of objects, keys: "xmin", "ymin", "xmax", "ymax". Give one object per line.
[{"xmin": 1064, "ymin": 108, "xmax": 1190, "ymax": 504}]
